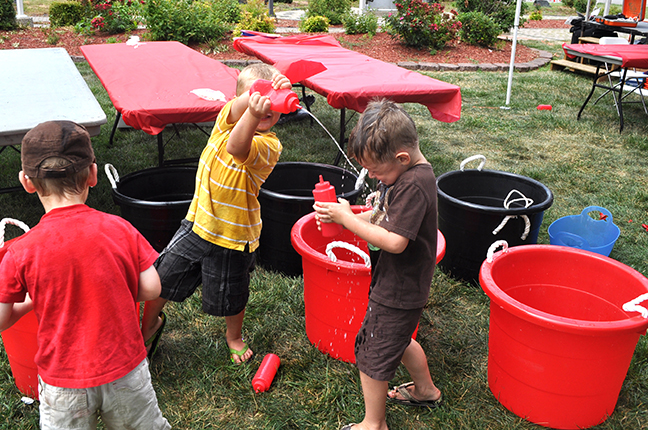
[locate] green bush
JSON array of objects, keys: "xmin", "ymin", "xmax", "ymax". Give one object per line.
[
  {"xmin": 299, "ymin": 15, "xmax": 329, "ymax": 33},
  {"xmin": 233, "ymin": 0, "xmax": 274, "ymax": 37},
  {"xmin": 562, "ymin": 0, "xmax": 574, "ymax": 7},
  {"xmin": 385, "ymin": 0, "xmax": 461, "ymax": 50},
  {"xmin": 306, "ymin": 0, "xmax": 350, "ymax": 26},
  {"xmin": 574, "ymin": 0, "xmax": 588, "ymax": 13},
  {"xmin": 0, "ymin": 0, "xmax": 16, "ymax": 31},
  {"xmin": 49, "ymin": 1, "xmax": 84, "ymax": 27},
  {"xmin": 454, "ymin": 0, "xmax": 526, "ymax": 33},
  {"xmin": 342, "ymin": 10, "xmax": 378, "ymax": 35},
  {"xmin": 529, "ymin": 9, "xmax": 542, "ymax": 21},
  {"xmin": 145, "ymin": 0, "xmax": 234, "ymax": 43},
  {"xmin": 458, "ymin": 11, "xmax": 499, "ymax": 47}
]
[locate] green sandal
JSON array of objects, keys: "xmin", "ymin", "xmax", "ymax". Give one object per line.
[{"xmin": 229, "ymin": 343, "xmax": 252, "ymax": 364}]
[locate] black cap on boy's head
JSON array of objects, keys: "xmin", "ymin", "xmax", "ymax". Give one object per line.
[{"xmin": 21, "ymin": 120, "xmax": 95, "ymax": 179}]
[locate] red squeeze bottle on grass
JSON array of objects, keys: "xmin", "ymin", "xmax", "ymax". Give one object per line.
[
  {"xmin": 313, "ymin": 175, "xmax": 343, "ymax": 237},
  {"xmin": 252, "ymin": 353, "xmax": 281, "ymax": 393},
  {"xmin": 249, "ymin": 79, "xmax": 300, "ymax": 114}
]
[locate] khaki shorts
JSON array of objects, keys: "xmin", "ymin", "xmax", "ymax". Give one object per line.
[{"xmin": 38, "ymin": 359, "xmax": 170, "ymax": 430}]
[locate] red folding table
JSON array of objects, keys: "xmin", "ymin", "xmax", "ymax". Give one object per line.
[
  {"xmin": 563, "ymin": 43, "xmax": 648, "ymax": 131},
  {"xmin": 233, "ymin": 34, "xmax": 462, "ymax": 163},
  {"xmin": 81, "ymin": 41, "xmax": 240, "ymax": 165}
]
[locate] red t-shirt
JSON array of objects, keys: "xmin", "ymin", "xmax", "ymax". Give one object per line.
[{"xmin": 0, "ymin": 205, "xmax": 158, "ymax": 388}]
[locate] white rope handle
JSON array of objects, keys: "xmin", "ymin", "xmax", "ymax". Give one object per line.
[
  {"xmin": 104, "ymin": 164, "xmax": 119, "ymax": 189},
  {"xmin": 0, "ymin": 218, "xmax": 30, "ymax": 248},
  {"xmin": 365, "ymin": 191, "xmax": 377, "ymax": 208},
  {"xmin": 492, "ymin": 189, "xmax": 533, "ymax": 240},
  {"xmin": 459, "ymin": 154, "xmax": 486, "ymax": 171},
  {"xmin": 486, "ymin": 240, "xmax": 509, "ymax": 263},
  {"xmin": 623, "ymin": 293, "xmax": 648, "ymax": 318},
  {"xmin": 326, "ymin": 241, "xmax": 371, "ymax": 268}
]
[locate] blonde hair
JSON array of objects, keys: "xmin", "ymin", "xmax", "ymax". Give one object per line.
[
  {"xmin": 29, "ymin": 157, "xmax": 91, "ymax": 197},
  {"xmin": 236, "ymin": 63, "xmax": 280, "ymax": 96},
  {"xmin": 347, "ymin": 99, "xmax": 419, "ymax": 164}
]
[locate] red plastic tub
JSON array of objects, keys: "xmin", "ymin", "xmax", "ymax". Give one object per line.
[
  {"xmin": 1, "ymin": 310, "xmax": 39, "ymax": 399},
  {"xmin": 291, "ymin": 207, "xmax": 446, "ymax": 363},
  {"xmin": 480, "ymin": 243, "xmax": 648, "ymax": 429}
]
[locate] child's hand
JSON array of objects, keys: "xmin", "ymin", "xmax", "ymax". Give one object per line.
[
  {"xmin": 313, "ymin": 198, "xmax": 352, "ymax": 230},
  {"xmin": 247, "ymin": 91, "xmax": 272, "ymax": 119},
  {"xmin": 271, "ymin": 73, "xmax": 292, "ymax": 90}
]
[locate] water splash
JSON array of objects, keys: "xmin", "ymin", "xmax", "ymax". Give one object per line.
[{"xmin": 302, "ymin": 109, "xmax": 359, "ymax": 175}]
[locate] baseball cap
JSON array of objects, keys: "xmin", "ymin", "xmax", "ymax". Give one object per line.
[{"xmin": 21, "ymin": 121, "xmax": 96, "ymax": 179}]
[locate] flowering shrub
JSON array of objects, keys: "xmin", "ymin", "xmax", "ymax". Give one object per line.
[
  {"xmin": 385, "ymin": 1, "xmax": 461, "ymax": 50},
  {"xmin": 85, "ymin": 0, "xmax": 140, "ymax": 34}
]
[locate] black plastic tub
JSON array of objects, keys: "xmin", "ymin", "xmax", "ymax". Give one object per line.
[
  {"xmin": 111, "ymin": 166, "xmax": 196, "ymax": 252},
  {"xmin": 259, "ymin": 162, "xmax": 361, "ymax": 276},
  {"xmin": 437, "ymin": 167, "xmax": 553, "ymax": 282}
]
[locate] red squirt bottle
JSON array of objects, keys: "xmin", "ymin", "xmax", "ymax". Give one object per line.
[
  {"xmin": 312, "ymin": 175, "xmax": 343, "ymax": 237},
  {"xmin": 252, "ymin": 353, "xmax": 281, "ymax": 393},
  {"xmin": 249, "ymin": 79, "xmax": 300, "ymax": 114}
]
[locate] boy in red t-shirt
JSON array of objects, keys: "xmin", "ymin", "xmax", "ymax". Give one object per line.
[{"xmin": 0, "ymin": 121, "xmax": 170, "ymax": 429}]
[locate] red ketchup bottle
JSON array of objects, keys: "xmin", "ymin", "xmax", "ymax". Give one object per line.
[
  {"xmin": 312, "ymin": 175, "xmax": 343, "ymax": 237},
  {"xmin": 249, "ymin": 79, "xmax": 300, "ymax": 114},
  {"xmin": 252, "ymin": 353, "xmax": 281, "ymax": 393}
]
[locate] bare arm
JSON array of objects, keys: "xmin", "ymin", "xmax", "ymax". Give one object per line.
[
  {"xmin": 314, "ymin": 199, "xmax": 409, "ymax": 254},
  {"xmin": 227, "ymin": 74, "xmax": 292, "ymax": 162},
  {"xmin": 0, "ymin": 295, "xmax": 34, "ymax": 332},
  {"xmin": 226, "ymin": 92, "xmax": 271, "ymax": 161},
  {"xmin": 136, "ymin": 265, "xmax": 162, "ymax": 302}
]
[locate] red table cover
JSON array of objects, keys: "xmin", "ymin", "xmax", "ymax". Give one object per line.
[
  {"xmin": 81, "ymin": 41, "xmax": 240, "ymax": 135},
  {"xmin": 233, "ymin": 34, "xmax": 461, "ymax": 123},
  {"xmin": 563, "ymin": 43, "xmax": 648, "ymax": 68}
]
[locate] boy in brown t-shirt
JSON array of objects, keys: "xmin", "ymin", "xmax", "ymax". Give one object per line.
[{"xmin": 314, "ymin": 100, "xmax": 441, "ymax": 430}]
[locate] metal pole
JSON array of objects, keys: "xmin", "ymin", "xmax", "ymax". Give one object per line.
[
  {"xmin": 268, "ymin": 0, "xmax": 275, "ymax": 17},
  {"xmin": 505, "ymin": 0, "xmax": 523, "ymax": 106},
  {"xmin": 15, "ymin": 0, "xmax": 27, "ymax": 18}
]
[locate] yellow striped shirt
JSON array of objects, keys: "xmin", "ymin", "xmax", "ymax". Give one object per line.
[{"xmin": 186, "ymin": 100, "xmax": 282, "ymax": 252}]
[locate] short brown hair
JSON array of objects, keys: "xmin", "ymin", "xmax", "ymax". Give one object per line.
[
  {"xmin": 28, "ymin": 158, "xmax": 91, "ymax": 197},
  {"xmin": 347, "ymin": 100, "xmax": 418, "ymax": 164},
  {"xmin": 236, "ymin": 63, "xmax": 280, "ymax": 96}
]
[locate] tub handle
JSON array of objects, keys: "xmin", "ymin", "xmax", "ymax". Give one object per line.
[
  {"xmin": 459, "ymin": 154, "xmax": 486, "ymax": 172},
  {"xmin": 486, "ymin": 240, "xmax": 509, "ymax": 263},
  {"xmin": 581, "ymin": 206, "xmax": 614, "ymax": 224},
  {"xmin": 0, "ymin": 218, "xmax": 30, "ymax": 248},
  {"xmin": 492, "ymin": 190, "xmax": 533, "ymax": 240},
  {"xmin": 622, "ymin": 293, "xmax": 648, "ymax": 318},
  {"xmin": 105, "ymin": 164, "xmax": 120, "ymax": 189},
  {"xmin": 326, "ymin": 241, "xmax": 371, "ymax": 268}
]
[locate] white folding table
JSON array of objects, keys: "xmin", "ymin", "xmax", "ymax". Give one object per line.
[{"xmin": 0, "ymin": 48, "xmax": 107, "ymax": 192}]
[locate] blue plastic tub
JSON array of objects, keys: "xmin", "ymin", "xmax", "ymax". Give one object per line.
[{"xmin": 548, "ymin": 206, "xmax": 620, "ymax": 257}]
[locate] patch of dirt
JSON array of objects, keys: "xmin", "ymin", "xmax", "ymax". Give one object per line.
[{"xmin": 0, "ymin": 18, "xmax": 565, "ymax": 64}]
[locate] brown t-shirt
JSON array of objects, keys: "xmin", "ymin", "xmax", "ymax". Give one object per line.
[{"xmin": 369, "ymin": 163, "xmax": 438, "ymax": 309}]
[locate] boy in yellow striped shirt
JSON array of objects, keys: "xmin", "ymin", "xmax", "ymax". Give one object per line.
[{"xmin": 141, "ymin": 64, "xmax": 292, "ymax": 364}]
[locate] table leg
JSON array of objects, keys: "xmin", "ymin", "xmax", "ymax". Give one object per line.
[
  {"xmin": 334, "ymin": 108, "xmax": 346, "ymax": 166},
  {"xmin": 109, "ymin": 110, "xmax": 121, "ymax": 146}
]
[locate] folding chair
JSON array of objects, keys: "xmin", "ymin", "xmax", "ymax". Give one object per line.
[{"xmin": 594, "ymin": 36, "xmax": 648, "ymax": 115}]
